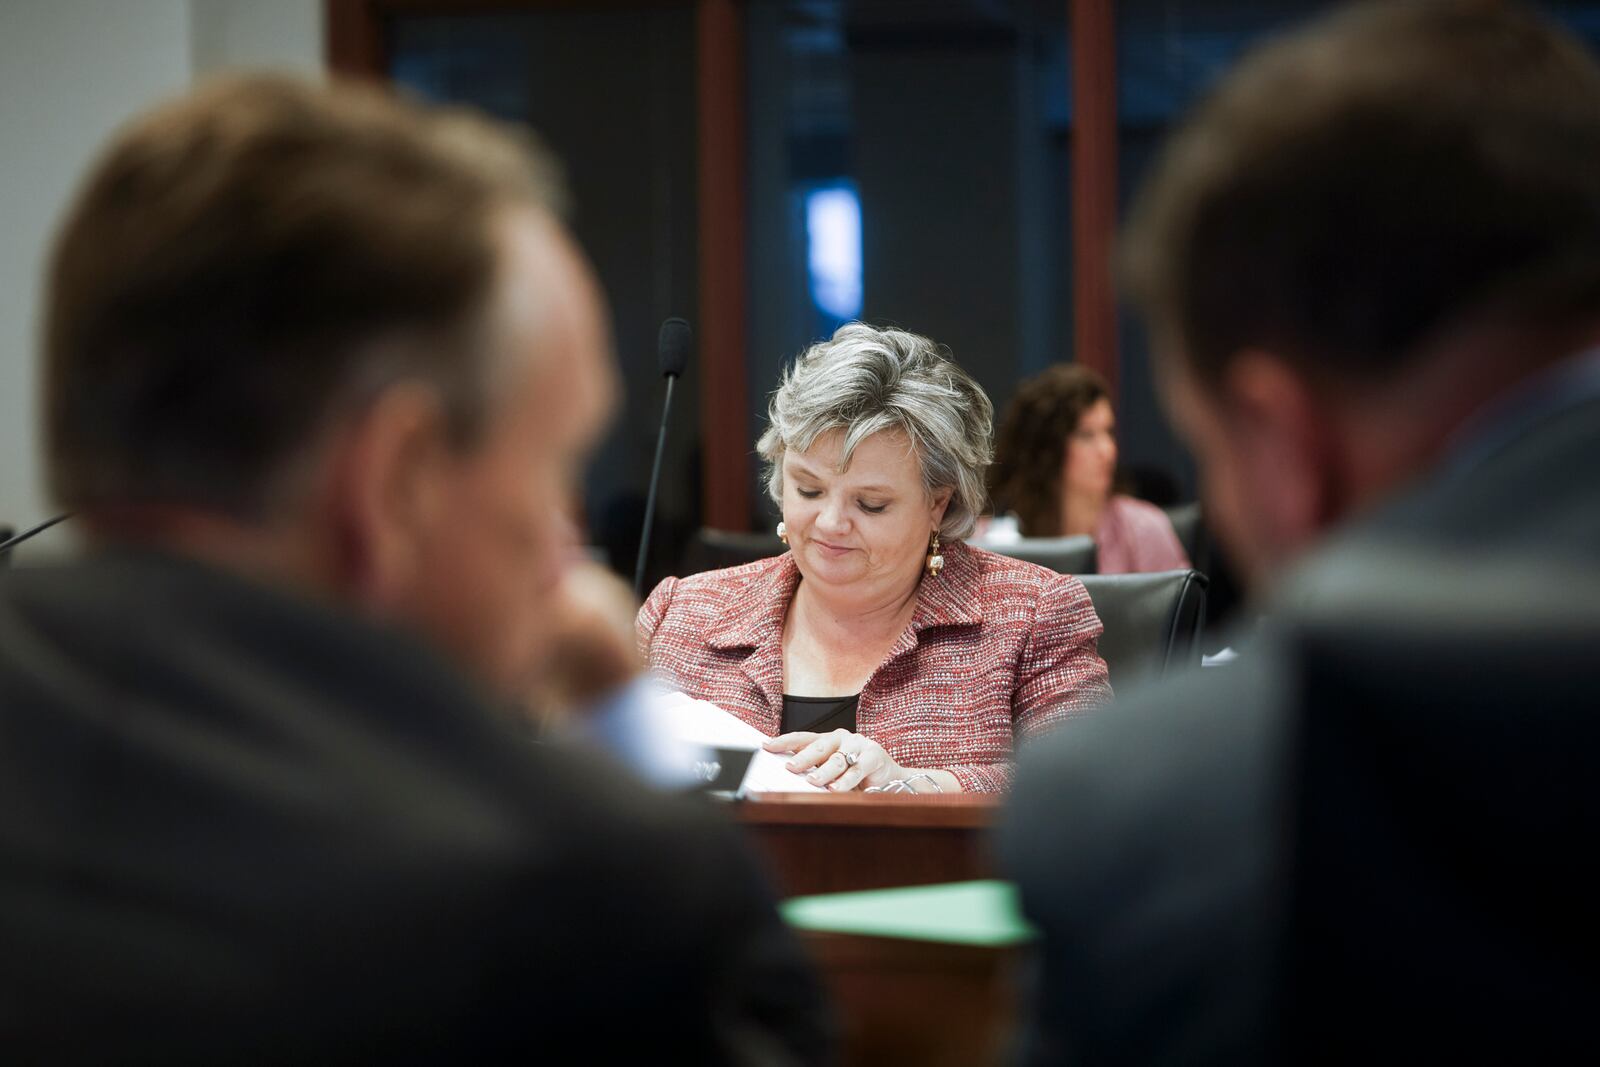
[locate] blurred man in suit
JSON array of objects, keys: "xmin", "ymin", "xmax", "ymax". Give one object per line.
[
  {"xmin": 0, "ymin": 76, "xmax": 827, "ymax": 1064},
  {"xmin": 1004, "ymin": 2, "xmax": 1600, "ymax": 1063}
]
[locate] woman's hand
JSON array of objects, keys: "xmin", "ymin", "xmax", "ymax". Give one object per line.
[{"xmin": 763, "ymin": 728, "xmax": 902, "ymax": 791}]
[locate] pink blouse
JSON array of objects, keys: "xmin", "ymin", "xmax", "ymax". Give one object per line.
[{"xmin": 1093, "ymin": 495, "xmax": 1191, "ymax": 574}]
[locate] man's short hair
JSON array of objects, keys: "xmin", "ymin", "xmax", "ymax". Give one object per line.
[
  {"xmin": 1120, "ymin": 0, "xmax": 1600, "ymax": 386},
  {"xmin": 45, "ymin": 75, "xmax": 566, "ymax": 516}
]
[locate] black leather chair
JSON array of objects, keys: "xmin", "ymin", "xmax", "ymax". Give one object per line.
[
  {"xmin": 1075, "ymin": 569, "xmax": 1207, "ymax": 686},
  {"xmin": 1280, "ymin": 553, "xmax": 1600, "ymax": 1061},
  {"xmin": 985, "ymin": 535, "xmax": 1098, "ymax": 576},
  {"xmin": 1163, "ymin": 501, "xmax": 1247, "ymax": 653},
  {"xmin": 685, "ymin": 527, "xmax": 787, "ymax": 574},
  {"xmin": 687, "ymin": 529, "xmax": 1097, "ymax": 576},
  {"xmin": 1162, "ymin": 501, "xmax": 1206, "ymax": 573}
]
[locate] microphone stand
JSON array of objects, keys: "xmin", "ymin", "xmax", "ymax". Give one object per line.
[
  {"xmin": 633, "ymin": 373, "xmax": 677, "ymax": 598},
  {"xmin": 0, "ymin": 513, "xmax": 72, "ymax": 558}
]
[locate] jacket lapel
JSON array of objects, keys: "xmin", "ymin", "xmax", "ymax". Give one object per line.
[
  {"xmin": 859, "ymin": 542, "xmax": 985, "ymax": 725},
  {"xmin": 704, "ymin": 555, "xmax": 799, "ymax": 735},
  {"xmin": 899, "ymin": 540, "xmax": 985, "ymax": 650},
  {"xmin": 700, "ymin": 545, "xmax": 986, "ymax": 736}
]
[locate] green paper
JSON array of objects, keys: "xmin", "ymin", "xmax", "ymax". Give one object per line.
[{"xmin": 779, "ymin": 880, "xmax": 1037, "ymax": 946}]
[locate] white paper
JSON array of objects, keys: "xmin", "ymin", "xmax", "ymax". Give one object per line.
[
  {"xmin": 647, "ymin": 684, "xmax": 825, "ymax": 794},
  {"xmin": 739, "ymin": 749, "xmax": 828, "ymax": 794},
  {"xmin": 649, "ymin": 688, "xmax": 770, "ymax": 748}
]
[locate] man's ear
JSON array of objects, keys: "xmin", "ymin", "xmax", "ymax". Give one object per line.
[
  {"xmin": 321, "ymin": 383, "xmax": 453, "ymax": 607},
  {"xmin": 1222, "ymin": 351, "xmax": 1342, "ymax": 550}
]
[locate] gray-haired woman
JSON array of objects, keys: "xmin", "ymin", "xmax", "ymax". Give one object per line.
[{"xmin": 638, "ymin": 323, "xmax": 1111, "ymax": 793}]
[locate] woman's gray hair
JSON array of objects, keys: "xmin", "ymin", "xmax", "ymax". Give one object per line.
[{"xmin": 757, "ymin": 322, "xmax": 994, "ymax": 541}]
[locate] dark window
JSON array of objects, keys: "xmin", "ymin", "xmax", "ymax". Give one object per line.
[{"xmin": 390, "ymin": 8, "xmax": 701, "ymax": 579}]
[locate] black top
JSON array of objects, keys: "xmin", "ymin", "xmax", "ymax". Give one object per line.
[
  {"xmin": 782, "ymin": 693, "xmax": 860, "ymax": 734},
  {"xmin": 0, "ymin": 549, "xmax": 830, "ymax": 1064}
]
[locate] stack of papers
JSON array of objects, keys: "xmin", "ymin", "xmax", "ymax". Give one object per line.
[{"xmin": 647, "ymin": 687, "xmax": 826, "ymax": 794}]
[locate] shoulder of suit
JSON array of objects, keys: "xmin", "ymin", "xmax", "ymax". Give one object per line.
[
  {"xmin": 957, "ymin": 541, "xmax": 1087, "ymax": 600},
  {"xmin": 657, "ymin": 553, "xmax": 788, "ymax": 610},
  {"xmin": 1017, "ymin": 647, "xmax": 1289, "ymax": 829},
  {"xmin": 512, "ymin": 736, "xmax": 740, "ymax": 858}
]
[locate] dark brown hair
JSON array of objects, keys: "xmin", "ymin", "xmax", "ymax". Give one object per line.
[
  {"xmin": 45, "ymin": 75, "xmax": 565, "ymax": 516},
  {"xmin": 1120, "ymin": 0, "xmax": 1600, "ymax": 387},
  {"xmin": 989, "ymin": 364, "xmax": 1110, "ymax": 537}
]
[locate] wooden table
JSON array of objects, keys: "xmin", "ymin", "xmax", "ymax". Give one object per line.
[
  {"xmin": 731, "ymin": 793, "xmax": 1024, "ymax": 1067},
  {"xmin": 733, "ymin": 791, "xmax": 1000, "ymax": 896}
]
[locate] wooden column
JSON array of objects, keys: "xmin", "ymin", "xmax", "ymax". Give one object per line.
[
  {"xmin": 696, "ymin": 0, "xmax": 751, "ymax": 531},
  {"xmin": 325, "ymin": 0, "xmax": 387, "ymax": 77},
  {"xmin": 1069, "ymin": 0, "xmax": 1118, "ymax": 396}
]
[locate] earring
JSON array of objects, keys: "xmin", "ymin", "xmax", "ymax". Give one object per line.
[
  {"xmin": 776, "ymin": 521, "xmax": 788, "ymax": 544},
  {"xmin": 924, "ymin": 531, "xmax": 944, "ymax": 577}
]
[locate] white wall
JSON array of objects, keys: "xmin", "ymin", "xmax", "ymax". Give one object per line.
[
  {"xmin": 0, "ymin": 0, "xmax": 321, "ymax": 545},
  {"xmin": 190, "ymin": 0, "xmax": 322, "ymax": 79}
]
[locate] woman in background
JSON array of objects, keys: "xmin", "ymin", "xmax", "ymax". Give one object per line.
[
  {"xmin": 990, "ymin": 364, "xmax": 1190, "ymax": 573},
  {"xmin": 638, "ymin": 324, "xmax": 1110, "ymax": 793}
]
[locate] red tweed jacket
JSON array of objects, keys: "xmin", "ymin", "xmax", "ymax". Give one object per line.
[{"xmin": 636, "ymin": 541, "xmax": 1112, "ymax": 792}]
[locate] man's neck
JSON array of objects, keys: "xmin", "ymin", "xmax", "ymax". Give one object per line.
[
  {"xmin": 1332, "ymin": 322, "xmax": 1600, "ymax": 520},
  {"xmin": 80, "ymin": 504, "xmax": 337, "ymax": 598}
]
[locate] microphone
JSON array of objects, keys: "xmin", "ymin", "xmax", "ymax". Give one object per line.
[
  {"xmin": 634, "ymin": 318, "xmax": 692, "ymax": 598},
  {"xmin": 657, "ymin": 316, "xmax": 691, "ymax": 380},
  {"xmin": 0, "ymin": 513, "xmax": 72, "ymax": 559}
]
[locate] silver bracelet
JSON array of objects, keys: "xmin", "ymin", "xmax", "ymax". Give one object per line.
[{"xmin": 866, "ymin": 772, "xmax": 944, "ymax": 795}]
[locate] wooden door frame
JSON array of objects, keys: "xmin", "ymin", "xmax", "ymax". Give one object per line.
[
  {"xmin": 326, "ymin": 0, "xmax": 1120, "ymax": 530},
  {"xmin": 326, "ymin": 0, "xmax": 751, "ymax": 530}
]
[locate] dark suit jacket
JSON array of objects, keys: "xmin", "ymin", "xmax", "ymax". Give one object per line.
[
  {"xmin": 0, "ymin": 550, "xmax": 830, "ymax": 1065},
  {"xmin": 1002, "ymin": 370, "xmax": 1600, "ymax": 1065}
]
